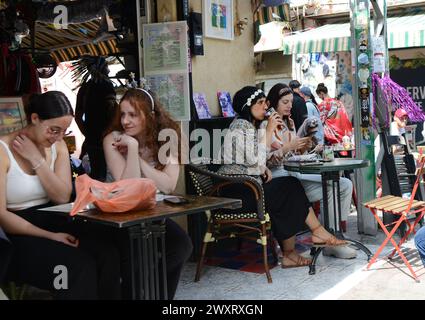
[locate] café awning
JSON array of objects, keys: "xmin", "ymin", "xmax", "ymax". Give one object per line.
[{"xmin": 280, "ymin": 12, "xmax": 425, "ymax": 55}]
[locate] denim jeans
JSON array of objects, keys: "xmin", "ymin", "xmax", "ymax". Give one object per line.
[
  {"xmin": 271, "ymin": 168, "xmax": 353, "ymax": 230},
  {"xmin": 415, "ymin": 226, "xmax": 425, "ymax": 266}
]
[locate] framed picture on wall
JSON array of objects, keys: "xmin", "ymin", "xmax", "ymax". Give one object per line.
[
  {"xmin": 0, "ymin": 97, "xmax": 26, "ymax": 136},
  {"xmin": 203, "ymin": 0, "xmax": 234, "ymax": 40},
  {"xmin": 156, "ymin": 0, "xmax": 178, "ymax": 22}
]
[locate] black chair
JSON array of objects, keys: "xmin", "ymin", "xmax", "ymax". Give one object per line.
[{"xmin": 186, "ymin": 160, "xmax": 277, "ymax": 283}]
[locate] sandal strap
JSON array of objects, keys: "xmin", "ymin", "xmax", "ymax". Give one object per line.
[
  {"xmin": 283, "ymin": 249, "xmax": 295, "ymax": 257},
  {"xmin": 283, "ymin": 252, "xmax": 311, "ymax": 266},
  {"xmin": 326, "ymin": 235, "xmax": 344, "ymax": 246},
  {"xmin": 313, "ymin": 233, "xmax": 347, "ymax": 246},
  {"xmin": 311, "ymin": 224, "xmax": 323, "ymax": 233}
]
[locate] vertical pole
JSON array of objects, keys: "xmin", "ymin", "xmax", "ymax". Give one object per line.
[
  {"xmin": 350, "ymin": 0, "xmax": 377, "ymax": 235},
  {"xmin": 138, "ymin": 0, "xmax": 151, "ymax": 80}
]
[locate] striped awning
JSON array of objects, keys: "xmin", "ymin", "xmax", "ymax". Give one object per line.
[
  {"xmin": 252, "ymin": 0, "xmax": 292, "ymax": 44},
  {"xmin": 21, "ymin": 20, "xmax": 120, "ymax": 63},
  {"xmin": 281, "ymin": 13, "xmax": 425, "ymax": 55},
  {"xmin": 2, "ymin": 1, "xmax": 121, "ymax": 63}
]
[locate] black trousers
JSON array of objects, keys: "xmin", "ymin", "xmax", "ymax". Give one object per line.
[
  {"xmin": 5, "ymin": 206, "xmax": 121, "ymax": 300},
  {"xmin": 0, "ymin": 237, "xmax": 12, "ymax": 285},
  {"xmin": 114, "ymin": 219, "xmax": 193, "ymax": 300}
]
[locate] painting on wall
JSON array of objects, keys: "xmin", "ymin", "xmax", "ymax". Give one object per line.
[
  {"xmin": 203, "ymin": 0, "xmax": 234, "ymax": 40},
  {"xmin": 0, "ymin": 97, "xmax": 26, "ymax": 136}
]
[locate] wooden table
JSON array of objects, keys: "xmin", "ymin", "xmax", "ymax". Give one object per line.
[
  {"xmin": 284, "ymin": 159, "xmax": 372, "ymax": 275},
  {"xmin": 40, "ymin": 195, "xmax": 241, "ymax": 300}
]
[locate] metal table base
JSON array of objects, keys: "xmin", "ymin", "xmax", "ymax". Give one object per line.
[
  {"xmin": 309, "ymin": 171, "xmax": 373, "ymax": 275},
  {"xmin": 128, "ymin": 221, "xmax": 168, "ymax": 300}
]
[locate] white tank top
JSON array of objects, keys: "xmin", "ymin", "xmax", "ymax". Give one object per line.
[{"xmin": 0, "ymin": 140, "xmax": 57, "ymax": 210}]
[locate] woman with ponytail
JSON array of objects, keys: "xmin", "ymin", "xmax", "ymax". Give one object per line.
[{"xmin": 0, "ymin": 91, "xmax": 121, "ymax": 299}]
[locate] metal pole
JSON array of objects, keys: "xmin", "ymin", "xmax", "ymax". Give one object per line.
[{"xmin": 350, "ymin": 0, "xmax": 384, "ymax": 235}]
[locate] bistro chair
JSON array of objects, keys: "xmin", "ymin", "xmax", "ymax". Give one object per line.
[
  {"xmin": 364, "ymin": 156, "xmax": 425, "ymax": 281},
  {"xmin": 186, "ymin": 159, "xmax": 277, "ymax": 283}
]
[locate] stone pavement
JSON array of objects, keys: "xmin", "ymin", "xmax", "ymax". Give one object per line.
[
  {"xmin": 0, "ymin": 289, "xmax": 7, "ymax": 300},
  {"xmin": 175, "ymin": 212, "xmax": 425, "ymax": 300}
]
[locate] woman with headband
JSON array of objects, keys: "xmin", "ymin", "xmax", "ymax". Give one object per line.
[
  {"xmin": 218, "ymin": 86, "xmax": 347, "ymax": 269},
  {"xmin": 103, "ymin": 88, "xmax": 192, "ymax": 300},
  {"xmin": 266, "ymin": 83, "xmax": 357, "ymax": 260}
]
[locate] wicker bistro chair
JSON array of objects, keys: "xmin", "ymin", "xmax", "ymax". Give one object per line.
[{"xmin": 186, "ymin": 161, "xmax": 277, "ymax": 283}]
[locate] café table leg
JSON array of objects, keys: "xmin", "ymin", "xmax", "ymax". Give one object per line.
[
  {"xmin": 309, "ymin": 172, "xmax": 372, "ymax": 275},
  {"xmin": 128, "ymin": 223, "xmax": 153, "ymax": 300},
  {"xmin": 309, "ymin": 248, "xmax": 323, "ymax": 275},
  {"xmin": 150, "ymin": 221, "xmax": 168, "ymax": 300}
]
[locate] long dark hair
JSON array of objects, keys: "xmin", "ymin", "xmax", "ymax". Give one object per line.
[
  {"xmin": 25, "ymin": 91, "xmax": 74, "ymax": 124},
  {"xmin": 311, "ymin": 95, "xmax": 319, "ymax": 106},
  {"xmin": 266, "ymin": 83, "xmax": 294, "ymax": 130},
  {"xmin": 107, "ymin": 89, "xmax": 181, "ymax": 171}
]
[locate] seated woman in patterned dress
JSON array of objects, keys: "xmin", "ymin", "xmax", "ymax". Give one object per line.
[{"xmin": 218, "ymin": 86, "xmax": 348, "ymax": 268}]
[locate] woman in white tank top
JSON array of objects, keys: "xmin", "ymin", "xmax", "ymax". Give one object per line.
[
  {"xmin": 0, "ymin": 91, "xmax": 121, "ymax": 299},
  {"xmin": 0, "ymin": 92, "xmax": 75, "ymax": 245}
]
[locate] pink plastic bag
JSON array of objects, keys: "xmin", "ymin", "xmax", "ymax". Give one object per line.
[{"xmin": 70, "ymin": 174, "xmax": 157, "ymax": 216}]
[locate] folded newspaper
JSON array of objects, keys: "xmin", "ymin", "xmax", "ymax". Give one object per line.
[{"xmin": 286, "ymin": 154, "xmax": 320, "ymax": 162}]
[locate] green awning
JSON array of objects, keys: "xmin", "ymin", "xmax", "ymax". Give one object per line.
[{"xmin": 281, "ymin": 12, "xmax": 425, "ymax": 55}]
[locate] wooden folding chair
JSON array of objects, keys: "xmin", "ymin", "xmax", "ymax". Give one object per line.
[{"xmin": 364, "ymin": 156, "xmax": 425, "ymax": 281}]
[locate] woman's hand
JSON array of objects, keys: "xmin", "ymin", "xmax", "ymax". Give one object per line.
[
  {"xmin": 313, "ymin": 144, "xmax": 324, "ymax": 154},
  {"xmin": 12, "ymin": 133, "xmax": 43, "ymax": 166},
  {"xmin": 290, "ymin": 137, "xmax": 311, "ymax": 152},
  {"xmin": 288, "ymin": 117, "xmax": 295, "ymax": 129},
  {"xmin": 112, "ymin": 134, "xmax": 138, "ymax": 155},
  {"xmin": 266, "ymin": 112, "xmax": 284, "ymax": 143},
  {"xmin": 262, "ymin": 167, "xmax": 273, "ymax": 184},
  {"xmin": 50, "ymin": 233, "xmax": 80, "ymax": 248},
  {"xmin": 266, "ymin": 112, "xmax": 283, "ymax": 133}
]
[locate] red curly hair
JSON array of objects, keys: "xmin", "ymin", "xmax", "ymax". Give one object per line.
[{"xmin": 106, "ymin": 89, "xmax": 181, "ymax": 171}]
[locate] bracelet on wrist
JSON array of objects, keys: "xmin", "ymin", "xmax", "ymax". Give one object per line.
[{"xmin": 32, "ymin": 158, "xmax": 46, "ymax": 170}]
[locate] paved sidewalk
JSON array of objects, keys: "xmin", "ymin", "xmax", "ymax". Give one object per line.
[
  {"xmin": 0, "ymin": 289, "xmax": 8, "ymax": 300},
  {"xmin": 175, "ymin": 212, "xmax": 425, "ymax": 300}
]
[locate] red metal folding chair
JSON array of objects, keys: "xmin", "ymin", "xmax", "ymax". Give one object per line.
[{"xmin": 364, "ymin": 156, "xmax": 425, "ymax": 281}]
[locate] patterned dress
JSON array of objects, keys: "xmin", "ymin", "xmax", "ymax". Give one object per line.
[{"xmin": 218, "ymin": 118, "xmax": 311, "ymax": 241}]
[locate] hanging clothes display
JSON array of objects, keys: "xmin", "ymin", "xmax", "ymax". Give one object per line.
[{"xmin": 1, "ymin": 49, "xmax": 41, "ymax": 96}]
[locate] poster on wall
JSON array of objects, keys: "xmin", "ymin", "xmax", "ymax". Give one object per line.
[
  {"xmin": 143, "ymin": 21, "xmax": 188, "ymax": 74},
  {"xmin": 0, "ymin": 97, "xmax": 26, "ymax": 136},
  {"xmin": 203, "ymin": 0, "xmax": 234, "ymax": 40},
  {"xmin": 147, "ymin": 73, "xmax": 191, "ymax": 121},
  {"xmin": 143, "ymin": 21, "xmax": 190, "ymax": 121}
]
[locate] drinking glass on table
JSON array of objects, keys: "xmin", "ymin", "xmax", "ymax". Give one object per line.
[{"xmin": 323, "ymin": 146, "xmax": 335, "ymax": 162}]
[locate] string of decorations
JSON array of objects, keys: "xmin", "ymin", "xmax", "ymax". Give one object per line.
[{"xmin": 372, "ymin": 74, "xmax": 425, "ymax": 128}]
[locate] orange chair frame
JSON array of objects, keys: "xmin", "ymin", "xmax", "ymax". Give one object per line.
[{"xmin": 364, "ymin": 156, "xmax": 425, "ymax": 281}]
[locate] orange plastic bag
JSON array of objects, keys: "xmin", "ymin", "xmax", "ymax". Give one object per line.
[{"xmin": 70, "ymin": 174, "xmax": 157, "ymax": 216}]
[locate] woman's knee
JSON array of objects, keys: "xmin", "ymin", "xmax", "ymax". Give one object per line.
[{"xmin": 339, "ymin": 177, "xmax": 353, "ymax": 194}]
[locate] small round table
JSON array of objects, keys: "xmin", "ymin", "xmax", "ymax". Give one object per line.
[{"xmin": 284, "ymin": 159, "xmax": 373, "ymax": 275}]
